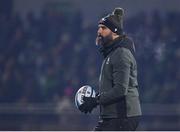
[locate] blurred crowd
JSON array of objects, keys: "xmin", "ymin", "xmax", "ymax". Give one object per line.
[
  {"xmin": 0, "ymin": 8, "xmax": 180, "ymax": 105},
  {"xmin": 128, "ymin": 11, "xmax": 180, "ymax": 103}
]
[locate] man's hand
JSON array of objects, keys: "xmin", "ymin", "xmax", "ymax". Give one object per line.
[{"xmin": 79, "ymin": 96, "xmax": 98, "ymax": 114}]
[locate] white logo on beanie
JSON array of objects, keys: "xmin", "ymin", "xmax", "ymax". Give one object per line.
[{"xmin": 102, "ymin": 18, "xmax": 106, "ymax": 21}]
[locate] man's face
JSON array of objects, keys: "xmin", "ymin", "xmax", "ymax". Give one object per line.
[{"xmin": 96, "ymin": 24, "xmax": 113, "ymax": 46}]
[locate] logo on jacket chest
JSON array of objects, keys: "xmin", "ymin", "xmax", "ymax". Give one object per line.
[{"xmin": 106, "ymin": 57, "xmax": 110, "ymax": 65}]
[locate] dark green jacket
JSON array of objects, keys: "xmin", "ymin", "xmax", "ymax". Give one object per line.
[{"xmin": 98, "ymin": 36, "xmax": 142, "ymax": 118}]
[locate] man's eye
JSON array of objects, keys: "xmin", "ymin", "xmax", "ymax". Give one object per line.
[{"xmin": 101, "ymin": 27, "xmax": 106, "ymax": 30}]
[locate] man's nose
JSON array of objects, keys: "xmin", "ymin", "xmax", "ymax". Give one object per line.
[{"xmin": 97, "ymin": 28, "xmax": 102, "ymax": 35}]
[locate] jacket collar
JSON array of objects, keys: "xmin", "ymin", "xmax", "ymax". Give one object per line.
[{"xmin": 99, "ymin": 36, "xmax": 125, "ymax": 58}]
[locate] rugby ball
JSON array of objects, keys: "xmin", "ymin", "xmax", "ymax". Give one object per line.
[{"xmin": 75, "ymin": 85, "xmax": 96, "ymax": 109}]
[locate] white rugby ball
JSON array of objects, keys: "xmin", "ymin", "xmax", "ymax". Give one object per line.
[{"xmin": 75, "ymin": 85, "xmax": 96, "ymax": 109}]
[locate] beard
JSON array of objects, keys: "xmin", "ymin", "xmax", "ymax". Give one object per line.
[{"xmin": 96, "ymin": 34, "xmax": 113, "ymax": 46}]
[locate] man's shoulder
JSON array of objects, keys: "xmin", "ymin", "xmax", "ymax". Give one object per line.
[
  {"xmin": 113, "ymin": 47, "xmax": 132, "ymax": 57},
  {"xmin": 110, "ymin": 47, "xmax": 132, "ymax": 64}
]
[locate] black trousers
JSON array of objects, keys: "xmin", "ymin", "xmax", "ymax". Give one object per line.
[{"xmin": 94, "ymin": 116, "xmax": 140, "ymax": 131}]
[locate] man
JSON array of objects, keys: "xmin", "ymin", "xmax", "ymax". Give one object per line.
[{"xmin": 79, "ymin": 7, "xmax": 142, "ymax": 131}]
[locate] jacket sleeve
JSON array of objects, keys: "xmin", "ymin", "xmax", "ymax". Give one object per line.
[{"xmin": 99, "ymin": 48, "xmax": 132, "ymax": 105}]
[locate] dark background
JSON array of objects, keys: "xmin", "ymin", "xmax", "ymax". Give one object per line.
[{"xmin": 0, "ymin": 0, "xmax": 180, "ymax": 130}]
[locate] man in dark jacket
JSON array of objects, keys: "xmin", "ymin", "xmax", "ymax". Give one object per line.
[{"xmin": 79, "ymin": 7, "xmax": 142, "ymax": 131}]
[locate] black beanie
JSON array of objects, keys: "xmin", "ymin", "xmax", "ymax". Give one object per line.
[{"xmin": 99, "ymin": 7, "xmax": 124, "ymax": 35}]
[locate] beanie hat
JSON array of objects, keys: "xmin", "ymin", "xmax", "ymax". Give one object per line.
[{"xmin": 99, "ymin": 7, "xmax": 124, "ymax": 35}]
